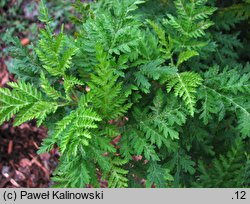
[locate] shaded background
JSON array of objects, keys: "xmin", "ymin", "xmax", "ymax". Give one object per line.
[{"xmin": 0, "ymin": 0, "xmax": 249, "ymax": 187}]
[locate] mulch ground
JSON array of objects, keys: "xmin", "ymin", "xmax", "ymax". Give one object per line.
[{"xmin": 0, "ymin": 59, "xmax": 59, "ymax": 188}]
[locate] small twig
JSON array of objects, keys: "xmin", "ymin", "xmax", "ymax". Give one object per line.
[
  {"xmin": 32, "ymin": 140, "xmax": 39, "ymax": 150},
  {"xmin": 29, "ymin": 154, "xmax": 50, "ymax": 180},
  {"xmin": 0, "ymin": 172, "xmax": 20, "ymax": 188},
  {"xmin": 8, "ymin": 140, "xmax": 13, "ymax": 155}
]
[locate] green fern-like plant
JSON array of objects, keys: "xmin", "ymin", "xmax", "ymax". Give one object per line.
[{"xmin": 1, "ymin": 0, "xmax": 250, "ymax": 188}]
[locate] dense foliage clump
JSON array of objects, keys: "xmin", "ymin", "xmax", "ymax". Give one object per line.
[{"xmin": 0, "ymin": 0, "xmax": 250, "ymax": 187}]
